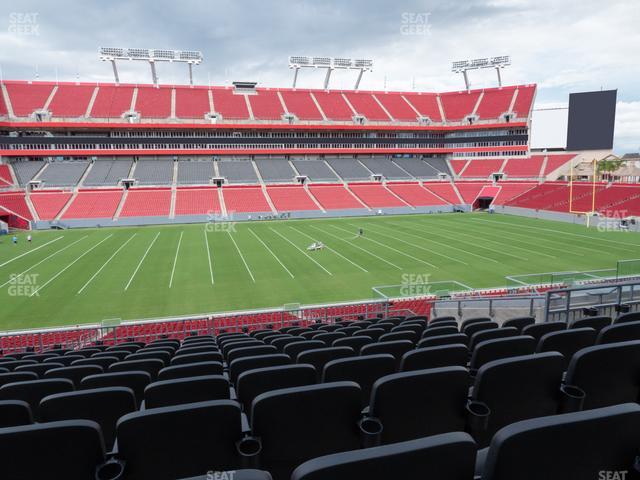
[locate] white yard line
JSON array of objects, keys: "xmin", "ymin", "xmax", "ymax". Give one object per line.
[
  {"xmin": 331, "ymin": 224, "xmax": 439, "ymax": 269},
  {"xmin": 30, "ymin": 234, "xmax": 113, "ymax": 297},
  {"xmin": 387, "ymin": 222, "xmax": 501, "ymax": 264},
  {"xmin": 0, "ymin": 236, "xmax": 88, "ymax": 289},
  {"xmin": 227, "ymin": 231, "xmax": 256, "ymax": 283},
  {"xmin": 204, "ymin": 228, "xmax": 214, "ymax": 285},
  {"xmin": 353, "ymin": 223, "xmax": 468, "ymax": 265},
  {"xmin": 125, "ymin": 232, "xmax": 161, "ymax": 291},
  {"xmin": 0, "ymin": 236, "xmax": 63, "ymax": 268},
  {"xmin": 77, "ymin": 233, "xmax": 137, "ymax": 294},
  {"xmin": 309, "ymin": 225, "xmax": 402, "ymax": 270},
  {"xmin": 169, "ymin": 231, "xmax": 184, "ymax": 288},
  {"xmin": 471, "ymin": 218, "xmax": 640, "ymax": 251},
  {"xmin": 290, "ymin": 226, "xmax": 369, "ymax": 273},
  {"xmin": 249, "ymin": 228, "xmax": 295, "ymax": 279},
  {"xmin": 269, "ymin": 227, "xmax": 333, "ymax": 275}
]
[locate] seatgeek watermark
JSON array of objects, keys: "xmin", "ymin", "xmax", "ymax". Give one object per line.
[
  {"xmin": 206, "ymin": 211, "xmax": 237, "ymax": 233},
  {"xmin": 597, "ymin": 210, "xmax": 631, "ymax": 233},
  {"xmin": 400, "ymin": 273, "xmax": 432, "ymax": 297},
  {"xmin": 206, "ymin": 471, "xmax": 236, "ymax": 480},
  {"xmin": 7, "ymin": 273, "xmax": 39, "ymax": 297},
  {"xmin": 8, "ymin": 12, "xmax": 40, "ymax": 35},
  {"xmin": 400, "ymin": 12, "xmax": 432, "ymax": 36}
]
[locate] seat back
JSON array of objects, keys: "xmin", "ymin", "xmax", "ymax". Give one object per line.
[
  {"xmin": 470, "ymin": 352, "xmax": 565, "ymax": 447},
  {"xmin": 570, "ymin": 316, "xmax": 611, "ymax": 333},
  {"xmin": 40, "ymin": 386, "xmax": 136, "ymax": 449},
  {"xmin": 170, "ymin": 351, "xmax": 223, "ymax": 365},
  {"xmin": 470, "ymin": 336, "xmax": 536, "ymax": 372},
  {"xmin": 229, "ymin": 354, "xmax": 291, "ymax": 385},
  {"xmin": 332, "ymin": 336, "xmax": 374, "ymax": 353},
  {"xmin": 291, "ymin": 431, "xmax": 477, "ymax": 480},
  {"xmin": 422, "ymin": 326, "xmax": 459, "ymax": 338},
  {"xmin": 481, "ymin": 403, "xmax": 640, "ymax": 480},
  {"xmin": 109, "ymin": 359, "xmax": 164, "ymax": 379},
  {"xmin": 596, "ymin": 321, "xmax": 640, "ymax": 344},
  {"xmin": 502, "ymin": 316, "xmax": 535, "ymax": 333},
  {"xmin": 116, "ymin": 400, "xmax": 243, "ymax": 480},
  {"xmin": 297, "ymin": 347, "xmax": 354, "ymax": 381},
  {"xmin": 236, "ymin": 364, "xmax": 317, "ymax": 418},
  {"xmin": 536, "ymin": 328, "xmax": 597, "ymax": 369},
  {"xmin": 360, "ymin": 340, "xmax": 413, "ymax": 369},
  {"xmin": 0, "ymin": 378, "xmax": 74, "ymax": 420},
  {"xmin": 44, "ymin": 365, "xmax": 103, "ymax": 387},
  {"xmin": 400, "ymin": 344, "xmax": 469, "ymax": 372},
  {"xmin": 521, "ymin": 322, "xmax": 566, "ymax": 342},
  {"xmin": 0, "ymin": 420, "xmax": 106, "ymax": 479},
  {"xmin": 157, "ymin": 361, "xmax": 223, "ymax": 381},
  {"xmin": 0, "ymin": 400, "xmax": 33, "ymax": 428},
  {"xmin": 80, "ymin": 371, "xmax": 152, "ymax": 407},
  {"xmin": 469, "ymin": 327, "xmax": 518, "ymax": 351},
  {"xmin": 565, "ymin": 340, "xmax": 640, "ymax": 409},
  {"xmin": 144, "ymin": 375, "xmax": 229, "ymax": 408},
  {"xmin": 283, "ymin": 340, "xmax": 325, "ymax": 359},
  {"xmin": 322, "ymin": 354, "xmax": 396, "ymax": 408},
  {"xmin": 251, "ymin": 382, "xmax": 362, "ymax": 480},
  {"xmin": 418, "ymin": 333, "xmax": 469, "ymax": 349},
  {"xmin": 370, "ymin": 367, "xmax": 469, "ymax": 444}
]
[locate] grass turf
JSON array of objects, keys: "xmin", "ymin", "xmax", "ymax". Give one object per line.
[{"xmin": 1, "ymin": 212, "xmax": 639, "ymax": 330}]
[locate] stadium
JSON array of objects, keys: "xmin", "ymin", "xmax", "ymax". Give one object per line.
[{"xmin": 1, "ymin": 1, "xmax": 640, "ymax": 479}]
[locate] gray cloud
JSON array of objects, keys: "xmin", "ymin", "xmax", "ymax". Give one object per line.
[{"xmin": 0, "ymin": 0, "xmax": 638, "ymax": 151}]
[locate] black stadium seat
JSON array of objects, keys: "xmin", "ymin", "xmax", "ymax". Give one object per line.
[
  {"xmin": 502, "ymin": 316, "xmax": 535, "ymax": 333},
  {"xmin": 227, "ymin": 345, "xmax": 278, "ymax": 364},
  {"xmin": 535, "ymin": 328, "xmax": 597, "ymax": 369},
  {"xmin": 144, "ymin": 375, "xmax": 230, "ymax": 408},
  {"xmin": 468, "ymin": 352, "xmax": 565, "ymax": 447},
  {"xmin": 322, "ymin": 354, "xmax": 396, "ymax": 408},
  {"xmin": 614, "ymin": 311, "xmax": 640, "ymax": 324},
  {"xmin": 480, "ymin": 403, "xmax": 640, "ymax": 480},
  {"xmin": 250, "ymin": 382, "xmax": 362, "ymax": 480},
  {"xmin": 157, "ymin": 361, "xmax": 224, "ymax": 381},
  {"xmin": 236, "ymin": 364, "xmax": 317, "ymax": 418},
  {"xmin": 0, "ymin": 420, "xmax": 109, "ymax": 479},
  {"xmin": 71, "ymin": 356, "xmax": 120, "ymax": 370},
  {"xmin": 367, "ymin": 367, "xmax": 469, "ymax": 444},
  {"xmin": 360, "ymin": 340, "xmax": 413, "ymax": 369},
  {"xmin": 463, "ymin": 321, "xmax": 499, "ymax": 338},
  {"xmin": 126, "ymin": 350, "xmax": 171, "ymax": 365},
  {"xmin": 314, "ymin": 332, "xmax": 347, "ymax": 346},
  {"xmin": 422, "ymin": 325, "xmax": 458, "ymax": 338},
  {"xmin": 296, "ymin": 347, "xmax": 354, "ymax": 380},
  {"xmin": 0, "ymin": 371, "xmax": 38, "ymax": 388},
  {"xmin": 14, "ymin": 362, "xmax": 64, "ymax": 377},
  {"xmin": 109, "ymin": 359, "xmax": 164, "ymax": 379},
  {"xmin": 418, "ymin": 333, "xmax": 469, "ymax": 348},
  {"xmin": 171, "ymin": 351, "xmax": 224, "ymax": 365},
  {"xmin": 291, "ymin": 432, "xmax": 477, "ymax": 480},
  {"xmin": 39, "ymin": 386, "xmax": 136, "ymax": 449},
  {"xmin": 596, "ymin": 321, "xmax": 640, "ymax": 344},
  {"xmin": 469, "ymin": 327, "xmax": 518, "ymax": 351},
  {"xmin": 283, "ymin": 340, "xmax": 325, "ymax": 359},
  {"xmin": 469, "ymin": 336, "xmax": 536, "ymax": 373},
  {"xmin": 570, "ymin": 315, "xmax": 611, "ymax": 333},
  {"xmin": 521, "ymin": 321, "xmax": 566, "ymax": 342},
  {"xmin": 564, "ymin": 340, "xmax": 640, "ymax": 410},
  {"xmin": 332, "ymin": 336, "xmax": 374, "ymax": 353},
  {"xmin": 229, "ymin": 354, "xmax": 291, "ymax": 385},
  {"xmin": 43, "ymin": 365, "xmax": 103, "ymax": 387},
  {"xmin": 0, "ymin": 378, "xmax": 74, "ymax": 420},
  {"xmin": 115, "ymin": 400, "xmax": 244, "ymax": 480},
  {"xmin": 400, "ymin": 344, "xmax": 468, "ymax": 372},
  {"xmin": 81, "ymin": 371, "xmax": 152, "ymax": 407},
  {"xmin": 0, "ymin": 399, "xmax": 33, "ymax": 428}
]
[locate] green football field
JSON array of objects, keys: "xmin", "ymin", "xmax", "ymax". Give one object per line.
[{"xmin": 1, "ymin": 212, "xmax": 639, "ymax": 331}]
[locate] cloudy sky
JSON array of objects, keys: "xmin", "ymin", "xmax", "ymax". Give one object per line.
[{"xmin": 1, "ymin": 0, "xmax": 638, "ymax": 152}]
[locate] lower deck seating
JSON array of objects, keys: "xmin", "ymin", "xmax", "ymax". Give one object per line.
[
  {"xmin": 266, "ymin": 186, "xmax": 319, "ymax": 211},
  {"xmin": 456, "ymin": 182, "xmax": 491, "ymax": 204},
  {"xmin": 62, "ymin": 190, "xmax": 123, "ymax": 219},
  {"xmin": 348, "ymin": 184, "xmax": 407, "ymax": 208},
  {"xmin": 120, "ymin": 189, "xmax": 172, "ymax": 217},
  {"xmin": 459, "ymin": 159, "xmax": 504, "ymax": 178},
  {"xmin": 422, "ymin": 183, "xmax": 461, "ymax": 204},
  {"xmin": 308, "ymin": 185, "xmax": 365, "ymax": 210},
  {"xmin": 0, "ymin": 192, "xmax": 32, "ymax": 219},
  {"xmin": 0, "ymin": 165, "xmax": 13, "ymax": 186},
  {"xmin": 174, "ymin": 188, "xmax": 221, "ymax": 216},
  {"xmin": 491, "ymin": 183, "xmax": 537, "ymax": 206},
  {"xmin": 29, "ymin": 191, "xmax": 72, "ymax": 220},
  {"xmin": 386, "ymin": 183, "xmax": 449, "ymax": 206},
  {"xmin": 222, "ymin": 186, "xmax": 272, "ymax": 213}
]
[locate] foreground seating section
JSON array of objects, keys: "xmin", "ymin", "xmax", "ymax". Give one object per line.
[
  {"xmin": 115, "ymin": 400, "xmax": 244, "ymax": 480},
  {"xmin": 564, "ymin": 340, "xmax": 640, "ymax": 410},
  {"xmin": 39, "ymin": 386, "xmax": 136, "ymax": 449},
  {"xmin": 291, "ymin": 432, "xmax": 477, "ymax": 480},
  {"xmin": 0, "ymin": 420, "xmax": 108, "ymax": 479},
  {"xmin": 251, "ymin": 382, "xmax": 363, "ymax": 480},
  {"xmin": 469, "ymin": 353, "xmax": 565, "ymax": 447},
  {"xmin": 367, "ymin": 367, "xmax": 469, "ymax": 445},
  {"xmin": 0, "ymin": 378, "xmax": 74, "ymax": 420},
  {"xmin": 480, "ymin": 403, "xmax": 640, "ymax": 480}
]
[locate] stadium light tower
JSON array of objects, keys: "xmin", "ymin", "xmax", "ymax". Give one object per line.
[
  {"xmin": 288, "ymin": 56, "xmax": 373, "ymax": 90},
  {"xmin": 451, "ymin": 56, "xmax": 511, "ymax": 91},
  {"xmin": 99, "ymin": 47, "xmax": 203, "ymax": 86}
]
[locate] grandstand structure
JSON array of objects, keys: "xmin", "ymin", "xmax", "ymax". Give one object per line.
[{"xmin": 1, "ymin": 79, "xmax": 636, "ymax": 230}]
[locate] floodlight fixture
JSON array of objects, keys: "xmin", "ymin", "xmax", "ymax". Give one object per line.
[
  {"xmin": 451, "ymin": 55, "xmax": 511, "ymax": 90},
  {"xmin": 99, "ymin": 47, "xmax": 203, "ymax": 86},
  {"xmin": 288, "ymin": 56, "xmax": 374, "ymax": 90}
]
